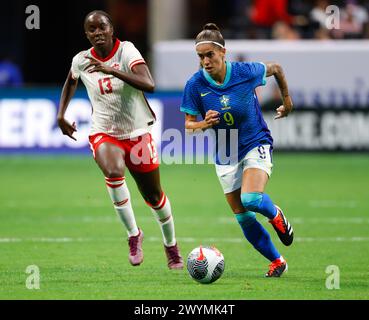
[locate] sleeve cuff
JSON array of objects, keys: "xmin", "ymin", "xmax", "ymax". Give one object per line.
[
  {"xmin": 180, "ymin": 107, "xmax": 200, "ymax": 115},
  {"xmin": 71, "ymin": 72, "xmax": 79, "ymax": 80},
  {"xmin": 260, "ymin": 62, "xmax": 267, "ymax": 86},
  {"xmin": 129, "ymin": 59, "xmax": 146, "ymax": 70}
]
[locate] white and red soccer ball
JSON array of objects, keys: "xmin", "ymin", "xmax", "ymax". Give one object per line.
[{"xmin": 187, "ymin": 246, "xmax": 225, "ymax": 284}]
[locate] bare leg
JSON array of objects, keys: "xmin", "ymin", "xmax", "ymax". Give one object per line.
[
  {"xmin": 224, "ymin": 188, "xmax": 245, "ymax": 214},
  {"xmin": 130, "ymin": 168, "xmax": 163, "ymax": 205},
  {"xmin": 95, "ymin": 142, "xmax": 126, "ymax": 178},
  {"xmin": 241, "ymin": 168, "xmax": 269, "ymax": 193}
]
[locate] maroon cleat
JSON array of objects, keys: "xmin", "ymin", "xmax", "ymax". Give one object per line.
[
  {"xmin": 164, "ymin": 243, "xmax": 184, "ymax": 269},
  {"xmin": 128, "ymin": 229, "xmax": 144, "ymax": 266}
]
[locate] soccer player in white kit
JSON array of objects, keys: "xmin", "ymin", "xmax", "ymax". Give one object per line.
[{"xmin": 57, "ymin": 10, "xmax": 183, "ymax": 269}]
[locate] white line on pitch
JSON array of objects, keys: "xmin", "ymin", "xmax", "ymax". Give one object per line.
[
  {"xmin": 3, "ymin": 200, "xmax": 359, "ymax": 209},
  {"xmin": 1, "ymin": 236, "xmax": 369, "ymax": 244},
  {"xmin": 16, "ymin": 216, "xmax": 369, "ymax": 224},
  {"xmin": 308, "ymin": 200, "xmax": 357, "ymax": 208}
]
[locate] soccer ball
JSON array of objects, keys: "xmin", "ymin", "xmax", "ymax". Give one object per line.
[{"xmin": 187, "ymin": 246, "xmax": 225, "ymax": 284}]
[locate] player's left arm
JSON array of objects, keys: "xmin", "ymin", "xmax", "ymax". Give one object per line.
[
  {"xmin": 84, "ymin": 56, "xmax": 155, "ymax": 93},
  {"xmin": 265, "ymin": 62, "xmax": 293, "ymax": 119}
]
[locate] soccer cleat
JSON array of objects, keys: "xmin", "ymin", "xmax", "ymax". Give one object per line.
[
  {"xmin": 164, "ymin": 243, "xmax": 184, "ymax": 270},
  {"xmin": 128, "ymin": 229, "xmax": 144, "ymax": 266},
  {"xmin": 269, "ymin": 205, "xmax": 294, "ymax": 246},
  {"xmin": 265, "ymin": 257, "xmax": 288, "ymax": 277}
]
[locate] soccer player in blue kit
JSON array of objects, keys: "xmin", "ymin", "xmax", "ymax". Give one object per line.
[{"xmin": 180, "ymin": 23, "xmax": 294, "ymax": 277}]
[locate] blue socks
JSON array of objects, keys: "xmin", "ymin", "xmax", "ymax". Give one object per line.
[
  {"xmin": 241, "ymin": 192, "xmax": 277, "ymax": 220},
  {"xmin": 233, "ymin": 193, "xmax": 281, "ymax": 262},
  {"xmin": 236, "ymin": 211, "xmax": 280, "ymax": 262}
]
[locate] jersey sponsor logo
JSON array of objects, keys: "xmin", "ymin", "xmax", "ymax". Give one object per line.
[{"xmin": 200, "ymin": 92, "xmax": 211, "ymax": 97}]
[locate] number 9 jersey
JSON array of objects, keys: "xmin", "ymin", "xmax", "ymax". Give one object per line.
[
  {"xmin": 70, "ymin": 39, "xmax": 156, "ymax": 140},
  {"xmin": 180, "ymin": 61, "xmax": 273, "ymax": 165}
]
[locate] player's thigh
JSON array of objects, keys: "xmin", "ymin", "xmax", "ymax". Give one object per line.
[
  {"xmin": 130, "ymin": 167, "xmax": 163, "ymax": 204},
  {"xmin": 215, "ymin": 161, "xmax": 243, "ymax": 195},
  {"xmin": 241, "ymin": 168, "xmax": 269, "ymax": 193},
  {"xmin": 95, "ymin": 142, "xmax": 126, "ymax": 177},
  {"xmin": 215, "ymin": 163, "xmax": 245, "ymax": 213},
  {"xmin": 241, "ymin": 144, "xmax": 273, "ymax": 193},
  {"xmin": 225, "ymin": 188, "xmax": 245, "ymax": 214}
]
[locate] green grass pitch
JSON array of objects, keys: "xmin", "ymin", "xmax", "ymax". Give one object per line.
[{"xmin": 0, "ymin": 153, "xmax": 368, "ymax": 300}]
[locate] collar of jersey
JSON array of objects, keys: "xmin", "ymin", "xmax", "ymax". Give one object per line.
[
  {"xmin": 202, "ymin": 61, "xmax": 232, "ymax": 88},
  {"xmin": 90, "ymin": 38, "xmax": 120, "ymax": 62}
]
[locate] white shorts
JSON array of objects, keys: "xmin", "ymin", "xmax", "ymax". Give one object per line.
[{"xmin": 215, "ymin": 145, "xmax": 273, "ymax": 194}]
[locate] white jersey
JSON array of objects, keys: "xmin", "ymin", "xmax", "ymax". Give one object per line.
[{"xmin": 70, "ymin": 39, "xmax": 156, "ymax": 140}]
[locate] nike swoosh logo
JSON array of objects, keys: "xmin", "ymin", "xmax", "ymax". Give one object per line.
[
  {"xmin": 200, "ymin": 92, "xmax": 211, "ymax": 97},
  {"xmin": 114, "ymin": 199, "xmax": 129, "ymax": 206}
]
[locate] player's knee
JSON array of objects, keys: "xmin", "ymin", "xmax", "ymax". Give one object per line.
[
  {"xmin": 241, "ymin": 192, "xmax": 263, "ymax": 212},
  {"xmin": 144, "ymin": 190, "xmax": 163, "ymax": 207},
  {"xmin": 232, "ymin": 207, "xmax": 246, "ymax": 214},
  {"xmin": 104, "ymin": 167, "xmax": 124, "ymax": 179}
]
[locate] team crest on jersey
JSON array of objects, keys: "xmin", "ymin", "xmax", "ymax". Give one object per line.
[
  {"xmin": 220, "ymin": 95, "xmax": 231, "ymax": 110},
  {"xmin": 111, "ymin": 63, "xmax": 120, "ymax": 70}
]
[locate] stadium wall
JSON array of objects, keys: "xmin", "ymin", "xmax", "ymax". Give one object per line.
[
  {"xmin": 0, "ymin": 89, "xmax": 368, "ymax": 157},
  {"xmin": 153, "ymin": 40, "xmax": 369, "ymax": 108}
]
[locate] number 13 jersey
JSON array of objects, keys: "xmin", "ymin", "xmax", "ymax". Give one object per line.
[{"xmin": 70, "ymin": 39, "xmax": 156, "ymax": 140}]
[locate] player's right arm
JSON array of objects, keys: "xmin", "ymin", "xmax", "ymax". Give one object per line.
[
  {"xmin": 185, "ymin": 111, "xmax": 220, "ymax": 131},
  {"xmin": 181, "ymin": 77, "xmax": 219, "ymax": 131},
  {"xmin": 57, "ymin": 70, "xmax": 79, "ymax": 141}
]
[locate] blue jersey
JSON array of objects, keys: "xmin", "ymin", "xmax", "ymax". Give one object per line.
[{"xmin": 180, "ymin": 61, "xmax": 273, "ymax": 165}]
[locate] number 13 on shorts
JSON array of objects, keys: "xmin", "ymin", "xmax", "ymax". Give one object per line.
[{"xmin": 147, "ymin": 140, "xmax": 158, "ymax": 163}]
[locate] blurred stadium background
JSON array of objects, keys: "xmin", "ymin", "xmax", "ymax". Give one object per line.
[
  {"xmin": 2, "ymin": 0, "xmax": 369, "ymax": 153},
  {"xmin": 1, "ymin": 0, "xmax": 369, "ymax": 300}
]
